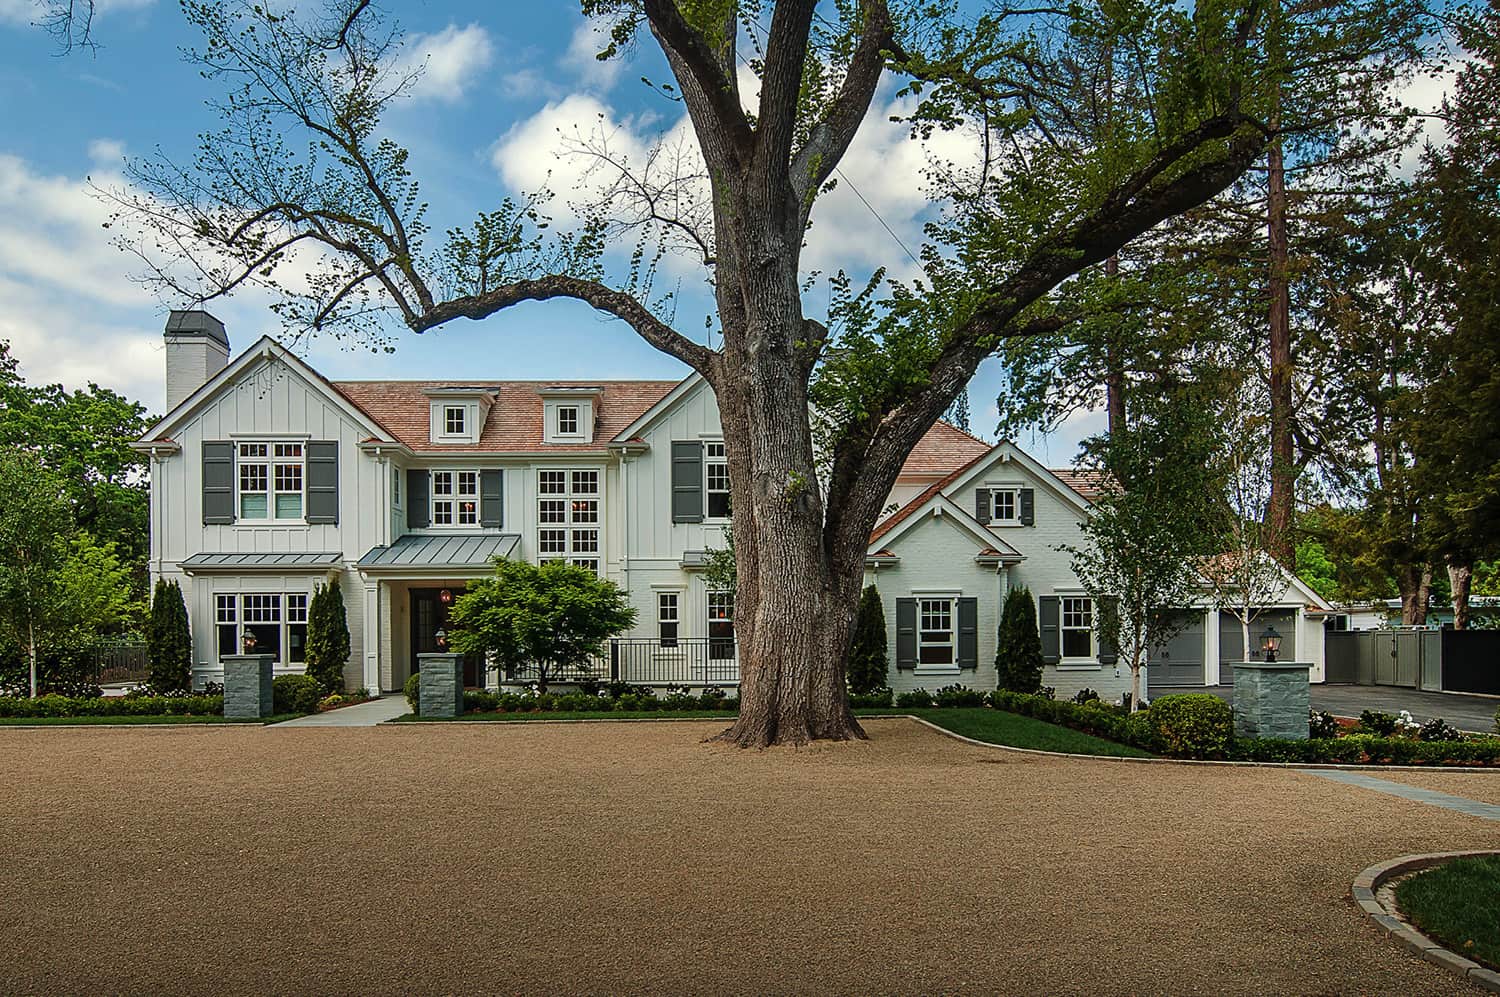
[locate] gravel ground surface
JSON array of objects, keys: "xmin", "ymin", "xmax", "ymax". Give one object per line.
[
  {"xmin": 1, "ymin": 719, "xmax": 1495, "ymax": 995},
  {"xmin": 1376, "ymin": 770, "xmax": 1500, "ymax": 806}
]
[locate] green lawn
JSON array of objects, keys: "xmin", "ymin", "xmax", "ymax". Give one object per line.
[
  {"xmin": 907, "ymin": 708, "xmax": 1156, "ymax": 758},
  {"xmin": 393, "ymin": 705, "xmax": 1151, "ymax": 756},
  {"xmin": 0, "ymin": 713, "xmax": 301, "ymax": 726},
  {"xmin": 1396, "ymin": 854, "xmax": 1500, "ymax": 971}
]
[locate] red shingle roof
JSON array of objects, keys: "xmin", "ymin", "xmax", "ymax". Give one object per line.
[
  {"xmin": 1048, "ymin": 468, "xmax": 1109, "ymax": 502},
  {"xmin": 869, "ymin": 450, "xmax": 992, "ymax": 545},
  {"xmin": 331, "ymin": 380, "xmax": 680, "ymax": 453},
  {"xmin": 899, "ymin": 420, "xmax": 994, "ymax": 476}
]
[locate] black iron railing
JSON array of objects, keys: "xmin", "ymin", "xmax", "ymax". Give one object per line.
[
  {"xmin": 499, "ymin": 637, "xmax": 739, "ymax": 687},
  {"xmin": 91, "ymin": 641, "xmax": 150, "ymax": 686}
]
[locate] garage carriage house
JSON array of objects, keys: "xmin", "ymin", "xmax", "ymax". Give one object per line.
[{"xmin": 135, "ymin": 311, "xmax": 1331, "ymax": 700}]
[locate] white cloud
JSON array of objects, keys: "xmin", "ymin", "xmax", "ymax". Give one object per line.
[
  {"xmin": 0, "ymin": 0, "xmax": 153, "ymax": 28},
  {"xmin": 399, "ymin": 23, "xmax": 493, "ymax": 102},
  {"xmin": 87, "ymin": 138, "xmax": 126, "ymax": 166},
  {"xmin": 1396, "ymin": 63, "xmax": 1463, "ymax": 174},
  {"xmin": 491, "ymin": 93, "xmax": 652, "ymax": 216},
  {"xmin": 560, "ymin": 17, "xmax": 622, "ymax": 93}
]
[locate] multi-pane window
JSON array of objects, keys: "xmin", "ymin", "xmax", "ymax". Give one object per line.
[
  {"xmin": 557, "ymin": 405, "xmax": 579, "ymax": 436},
  {"xmin": 431, "ymin": 470, "xmax": 478, "ymax": 526},
  {"xmin": 658, "ymin": 592, "xmax": 680, "ymax": 648},
  {"xmin": 237, "ymin": 442, "xmax": 303, "ymax": 520},
  {"xmin": 989, "ymin": 488, "xmax": 1019, "ymax": 524},
  {"xmin": 919, "ymin": 598, "xmax": 955, "ymax": 665},
  {"xmin": 392, "ymin": 471, "xmax": 401, "ymax": 506},
  {"xmin": 538, "ymin": 469, "xmax": 600, "ymax": 572},
  {"xmin": 708, "ymin": 591, "xmax": 735, "ymax": 660},
  {"xmin": 1062, "ymin": 597, "xmax": 1094, "ymax": 658},
  {"xmin": 443, "ymin": 405, "xmax": 466, "ymax": 436},
  {"xmin": 216, "ymin": 593, "xmax": 311, "ymax": 665},
  {"xmin": 705, "ymin": 441, "xmax": 730, "ymax": 519}
]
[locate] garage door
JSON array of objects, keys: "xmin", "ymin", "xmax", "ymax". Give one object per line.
[
  {"xmin": 1219, "ymin": 609, "xmax": 1297, "ymax": 686},
  {"xmin": 1147, "ymin": 612, "xmax": 1206, "ymax": 689}
]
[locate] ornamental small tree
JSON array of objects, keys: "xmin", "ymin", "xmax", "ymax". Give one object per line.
[
  {"xmin": 147, "ymin": 578, "xmax": 191, "ymax": 693},
  {"xmin": 847, "ymin": 584, "xmax": 888, "ymax": 696},
  {"xmin": 995, "ymin": 586, "xmax": 1044, "ymax": 694},
  {"xmin": 304, "ymin": 577, "xmax": 351, "ymax": 693},
  {"xmin": 447, "ymin": 559, "xmax": 636, "ymax": 693}
]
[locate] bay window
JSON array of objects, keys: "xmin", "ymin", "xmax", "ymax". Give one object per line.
[{"xmin": 216, "ymin": 592, "xmax": 308, "ymax": 664}]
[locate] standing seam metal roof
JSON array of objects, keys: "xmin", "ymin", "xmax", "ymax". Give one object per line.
[{"xmin": 356, "ymin": 533, "xmax": 521, "ymax": 569}]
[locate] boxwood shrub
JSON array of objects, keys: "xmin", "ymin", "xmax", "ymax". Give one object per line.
[
  {"xmin": 1147, "ymin": 694, "xmax": 1234, "ymax": 759},
  {"xmin": 0, "ymin": 693, "xmax": 223, "ymax": 718},
  {"xmin": 271, "ymin": 674, "xmax": 323, "ymax": 716}
]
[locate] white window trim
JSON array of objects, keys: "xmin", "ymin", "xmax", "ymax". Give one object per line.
[
  {"xmin": 554, "ymin": 405, "xmax": 583, "ymax": 439},
  {"xmin": 234, "ymin": 441, "xmax": 308, "ymax": 526},
  {"xmin": 704, "ymin": 439, "xmax": 731, "ymax": 522},
  {"xmin": 536, "ymin": 468, "xmax": 602, "ymax": 573},
  {"xmin": 215, "ymin": 592, "xmax": 309, "ymax": 667},
  {"xmin": 707, "ymin": 589, "xmax": 736, "ymax": 660},
  {"xmin": 983, "ymin": 483, "xmax": 1024, "ymax": 527},
  {"xmin": 439, "ymin": 405, "xmax": 469, "ymax": 439},
  {"xmin": 1059, "ymin": 594, "xmax": 1098, "ymax": 665},
  {"xmin": 914, "ymin": 594, "xmax": 960, "ymax": 675},
  {"xmin": 429, "ymin": 469, "xmax": 480, "ymax": 529}
]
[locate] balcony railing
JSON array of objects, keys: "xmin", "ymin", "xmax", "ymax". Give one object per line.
[{"xmin": 499, "ymin": 637, "xmax": 739, "ymax": 688}]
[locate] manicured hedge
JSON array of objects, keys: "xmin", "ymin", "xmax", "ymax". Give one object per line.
[{"xmin": 0, "ymin": 693, "xmax": 223, "ymax": 718}]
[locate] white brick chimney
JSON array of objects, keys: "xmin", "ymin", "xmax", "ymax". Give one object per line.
[{"xmin": 163, "ymin": 310, "xmax": 229, "ymax": 410}]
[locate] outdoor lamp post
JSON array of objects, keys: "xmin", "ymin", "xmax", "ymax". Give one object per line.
[
  {"xmin": 1260, "ymin": 625, "xmax": 1283, "ymax": 663},
  {"xmin": 435, "ymin": 628, "xmax": 448, "ymax": 651}
]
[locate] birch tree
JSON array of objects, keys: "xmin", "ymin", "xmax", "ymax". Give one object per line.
[{"xmin": 107, "ymin": 0, "xmax": 1288, "ymax": 745}]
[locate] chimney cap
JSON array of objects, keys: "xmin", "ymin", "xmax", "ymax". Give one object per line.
[{"xmin": 165, "ymin": 309, "xmax": 229, "ymax": 350}]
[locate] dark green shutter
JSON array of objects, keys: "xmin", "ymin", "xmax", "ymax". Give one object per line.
[
  {"xmin": 671, "ymin": 441, "xmax": 704, "ymax": 523},
  {"xmin": 480, "ymin": 469, "xmax": 503, "ymax": 528},
  {"xmin": 895, "ymin": 598, "xmax": 917, "ymax": 669},
  {"xmin": 306, "ymin": 442, "xmax": 338, "ymax": 524},
  {"xmin": 407, "ymin": 469, "xmax": 429, "ymax": 528},
  {"xmin": 1039, "ymin": 595, "xmax": 1061, "ymax": 664},
  {"xmin": 202, "ymin": 441, "xmax": 235, "ymax": 524},
  {"xmin": 957, "ymin": 597, "xmax": 978, "ymax": 669},
  {"xmin": 1097, "ymin": 596, "xmax": 1119, "ymax": 665},
  {"xmin": 975, "ymin": 489, "xmax": 991, "ymax": 524},
  {"xmin": 1020, "ymin": 488, "xmax": 1035, "ymax": 526}
]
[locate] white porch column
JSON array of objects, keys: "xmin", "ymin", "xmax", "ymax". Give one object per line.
[
  {"xmin": 1204, "ymin": 607, "xmax": 1222, "ymax": 686},
  {"xmin": 362, "ymin": 579, "xmax": 381, "ymax": 694}
]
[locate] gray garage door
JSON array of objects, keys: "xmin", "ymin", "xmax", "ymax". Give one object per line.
[
  {"xmin": 1219, "ymin": 609, "xmax": 1297, "ymax": 686},
  {"xmin": 1147, "ymin": 612, "xmax": 1207, "ymax": 689}
]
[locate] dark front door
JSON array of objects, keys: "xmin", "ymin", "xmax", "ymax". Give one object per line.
[{"xmin": 410, "ymin": 587, "xmax": 479, "ymax": 686}]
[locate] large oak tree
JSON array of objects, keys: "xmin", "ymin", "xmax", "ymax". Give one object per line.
[{"xmin": 110, "ymin": 0, "xmax": 1286, "ymax": 746}]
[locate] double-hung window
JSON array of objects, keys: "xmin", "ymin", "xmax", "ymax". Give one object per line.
[
  {"xmin": 431, "ymin": 470, "xmax": 478, "ymax": 526},
  {"xmin": 918, "ymin": 598, "xmax": 955, "ymax": 665},
  {"xmin": 538, "ymin": 469, "xmax": 600, "ymax": 573},
  {"xmin": 1061, "ymin": 597, "xmax": 1095, "ymax": 659},
  {"xmin": 658, "ymin": 592, "xmax": 680, "ymax": 648},
  {"xmin": 988, "ymin": 488, "xmax": 1019, "ymax": 525},
  {"xmin": 705, "ymin": 441, "xmax": 731, "ymax": 519},
  {"xmin": 216, "ymin": 593, "xmax": 310, "ymax": 664},
  {"xmin": 237, "ymin": 442, "xmax": 304, "ymax": 520},
  {"xmin": 708, "ymin": 591, "xmax": 735, "ymax": 659}
]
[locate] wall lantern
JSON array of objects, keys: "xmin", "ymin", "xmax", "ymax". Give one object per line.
[
  {"xmin": 439, "ymin": 588, "xmax": 453, "ymax": 605},
  {"xmin": 435, "ymin": 628, "xmax": 448, "ymax": 651},
  {"xmin": 1260, "ymin": 625, "xmax": 1283, "ymax": 663}
]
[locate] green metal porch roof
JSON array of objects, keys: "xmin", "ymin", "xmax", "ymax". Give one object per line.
[{"xmin": 356, "ymin": 533, "xmax": 520, "ymax": 571}]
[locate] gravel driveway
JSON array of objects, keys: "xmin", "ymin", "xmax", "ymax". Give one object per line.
[{"xmin": 1, "ymin": 719, "xmax": 1495, "ymax": 995}]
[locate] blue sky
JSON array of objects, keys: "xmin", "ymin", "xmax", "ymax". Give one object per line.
[{"xmin": 1, "ymin": 1, "xmax": 1115, "ymax": 461}]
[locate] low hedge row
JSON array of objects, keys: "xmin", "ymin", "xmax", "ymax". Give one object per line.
[
  {"xmin": 458, "ymin": 688, "xmax": 740, "ymax": 715},
  {"xmin": 0, "ymin": 693, "xmax": 224, "ymax": 718},
  {"xmin": 990, "ymin": 689, "xmax": 1500, "ymax": 766}
]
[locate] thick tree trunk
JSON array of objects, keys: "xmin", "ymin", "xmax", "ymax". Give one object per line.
[
  {"xmin": 1265, "ymin": 133, "xmax": 1296, "ymax": 566},
  {"xmin": 1448, "ymin": 562, "xmax": 1472, "ymax": 630},
  {"xmin": 1397, "ymin": 563, "xmax": 1432, "ymax": 626},
  {"xmin": 1104, "ymin": 254, "xmax": 1127, "ymax": 435}
]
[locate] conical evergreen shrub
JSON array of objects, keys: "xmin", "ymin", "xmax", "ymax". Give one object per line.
[{"xmin": 996, "ymin": 586, "xmax": 1044, "ymax": 693}]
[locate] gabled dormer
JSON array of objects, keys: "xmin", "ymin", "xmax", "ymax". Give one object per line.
[
  {"xmin": 540, "ymin": 386, "xmax": 602, "ymax": 445},
  {"xmin": 425, "ymin": 387, "xmax": 495, "ymax": 445}
]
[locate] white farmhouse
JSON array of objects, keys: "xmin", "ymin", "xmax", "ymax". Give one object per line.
[{"xmin": 136, "ymin": 311, "xmax": 1330, "ymax": 700}]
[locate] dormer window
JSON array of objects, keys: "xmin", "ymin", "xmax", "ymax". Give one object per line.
[
  {"xmin": 424, "ymin": 387, "xmax": 493, "ymax": 444},
  {"xmin": 540, "ymin": 387, "xmax": 600, "ymax": 444},
  {"xmin": 443, "ymin": 406, "xmax": 466, "ymax": 436},
  {"xmin": 557, "ymin": 406, "xmax": 579, "ymax": 437}
]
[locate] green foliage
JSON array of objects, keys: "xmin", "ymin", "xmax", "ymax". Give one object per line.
[
  {"xmin": 932, "ymin": 684, "xmax": 986, "ymax": 708},
  {"xmin": 1309, "ymin": 709, "xmax": 1340, "ymax": 739},
  {"xmin": 447, "ymin": 560, "xmax": 636, "ymax": 692},
  {"xmin": 1294, "ymin": 539, "xmax": 1341, "ymax": 602},
  {"xmin": 1417, "ymin": 717, "xmax": 1463, "ymax": 743},
  {"xmin": 304, "ymin": 578, "xmax": 351, "ymax": 694},
  {"xmin": 147, "ymin": 579, "xmax": 192, "ymax": 693},
  {"xmin": 847, "ymin": 584, "xmax": 888, "ymax": 696},
  {"xmin": 404, "ymin": 672, "xmax": 421, "ymax": 715},
  {"xmin": 895, "ymin": 689, "xmax": 933, "ymax": 709},
  {"xmin": 0, "ymin": 693, "xmax": 222, "ymax": 718},
  {"xmin": 272, "ymin": 674, "xmax": 323, "ymax": 716},
  {"xmin": 1358, "ymin": 709, "xmax": 1400, "ymax": 737},
  {"xmin": 702, "ymin": 523, "xmax": 735, "ymax": 593},
  {"xmin": 1146, "ymin": 694, "xmax": 1234, "ymax": 760},
  {"xmin": 848, "ymin": 688, "xmax": 894, "ymax": 709},
  {"xmin": 995, "ymin": 586, "xmax": 1043, "ymax": 694}
]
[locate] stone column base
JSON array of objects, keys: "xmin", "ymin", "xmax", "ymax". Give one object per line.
[
  {"xmin": 223, "ymin": 654, "xmax": 275, "ymax": 718},
  {"xmin": 1232, "ymin": 661, "xmax": 1312, "ymax": 740},
  {"xmin": 417, "ymin": 653, "xmax": 464, "ymax": 718}
]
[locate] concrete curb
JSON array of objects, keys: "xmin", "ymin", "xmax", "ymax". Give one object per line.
[{"xmin": 1351, "ymin": 851, "xmax": 1500, "ymax": 993}]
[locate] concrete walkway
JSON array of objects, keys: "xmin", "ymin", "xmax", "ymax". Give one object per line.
[
  {"xmin": 269, "ymin": 694, "xmax": 408, "ymax": 727},
  {"xmin": 1303, "ymin": 769, "xmax": 1500, "ymax": 822}
]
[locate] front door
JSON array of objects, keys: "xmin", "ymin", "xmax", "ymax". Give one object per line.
[{"xmin": 409, "ymin": 587, "xmax": 479, "ymax": 686}]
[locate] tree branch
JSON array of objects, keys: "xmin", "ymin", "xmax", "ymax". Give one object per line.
[{"xmin": 643, "ymin": 0, "xmax": 753, "ymax": 161}]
